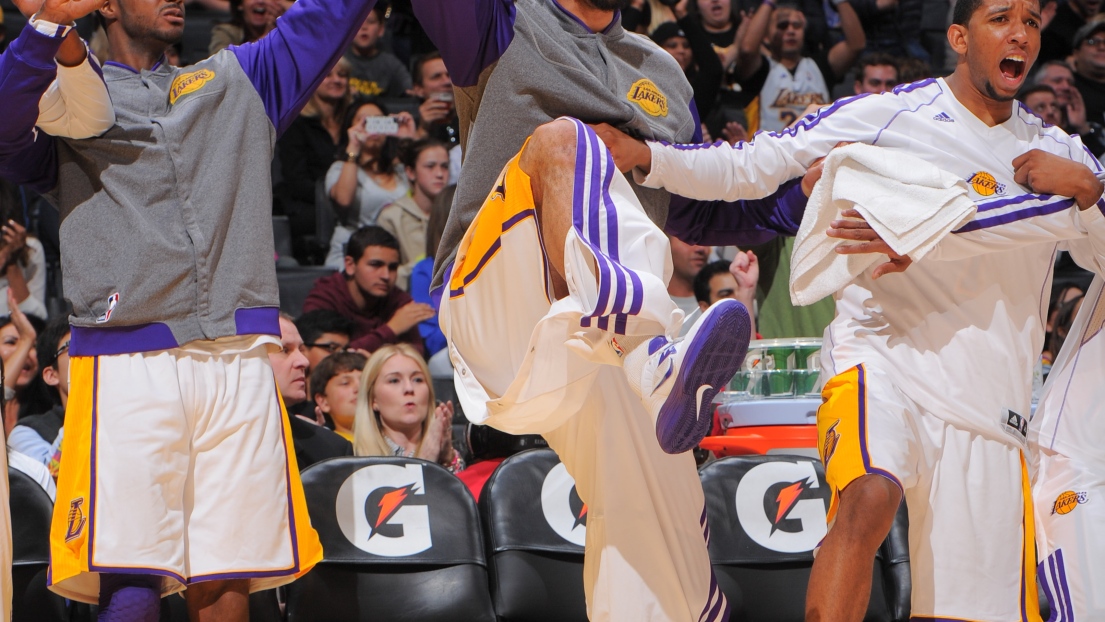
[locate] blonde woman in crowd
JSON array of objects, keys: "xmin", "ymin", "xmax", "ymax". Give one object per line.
[{"xmin": 353, "ymin": 343, "xmax": 463, "ymax": 473}]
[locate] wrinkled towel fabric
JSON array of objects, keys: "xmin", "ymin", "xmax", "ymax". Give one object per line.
[{"xmin": 790, "ymin": 143, "xmax": 977, "ymax": 306}]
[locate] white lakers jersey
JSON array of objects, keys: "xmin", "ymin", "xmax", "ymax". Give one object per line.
[
  {"xmin": 750, "ymin": 56, "xmax": 830, "ymax": 134},
  {"xmin": 643, "ymin": 77, "xmax": 1105, "ymax": 444}
]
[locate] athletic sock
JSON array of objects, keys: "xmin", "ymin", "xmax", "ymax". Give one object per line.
[{"xmin": 98, "ymin": 573, "xmax": 161, "ymax": 622}]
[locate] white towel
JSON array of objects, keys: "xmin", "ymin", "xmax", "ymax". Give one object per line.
[{"xmin": 789, "ymin": 143, "xmax": 977, "ymax": 306}]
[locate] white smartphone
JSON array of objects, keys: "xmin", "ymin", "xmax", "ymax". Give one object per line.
[{"xmin": 364, "ymin": 116, "xmax": 400, "ymax": 136}]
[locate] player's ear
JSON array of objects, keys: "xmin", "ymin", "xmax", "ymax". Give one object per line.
[
  {"xmin": 947, "ymin": 23, "xmax": 968, "ymax": 56},
  {"xmin": 99, "ymin": 0, "xmax": 118, "ymax": 23}
]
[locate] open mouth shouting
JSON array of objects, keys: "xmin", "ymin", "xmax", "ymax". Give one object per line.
[{"xmin": 999, "ymin": 54, "xmax": 1027, "ymax": 84}]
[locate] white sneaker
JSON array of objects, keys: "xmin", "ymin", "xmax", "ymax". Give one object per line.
[{"xmin": 625, "ymin": 299, "xmax": 751, "ymax": 454}]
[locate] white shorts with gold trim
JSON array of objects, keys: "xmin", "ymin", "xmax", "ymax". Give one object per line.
[
  {"xmin": 817, "ymin": 364, "xmax": 1040, "ymax": 622},
  {"xmin": 48, "ymin": 337, "xmax": 322, "ymax": 603}
]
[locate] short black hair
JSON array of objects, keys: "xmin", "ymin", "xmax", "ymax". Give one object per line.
[
  {"xmin": 370, "ymin": 2, "xmax": 388, "ymax": 20},
  {"xmin": 345, "ymin": 225, "xmax": 400, "ymax": 263},
  {"xmin": 310, "ymin": 351, "xmax": 367, "ymax": 401},
  {"xmin": 952, "ymin": 0, "xmax": 984, "ymax": 26},
  {"xmin": 36, "ymin": 316, "xmax": 71, "ymax": 373},
  {"xmin": 856, "ymin": 53, "xmax": 900, "ymax": 78},
  {"xmin": 295, "ymin": 309, "xmax": 355, "ymax": 345},
  {"xmin": 692, "ymin": 260, "xmax": 734, "ymax": 304}
]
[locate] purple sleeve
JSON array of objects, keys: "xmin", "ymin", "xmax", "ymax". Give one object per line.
[
  {"xmin": 0, "ymin": 25, "xmax": 63, "ymax": 193},
  {"xmin": 231, "ymin": 0, "xmax": 378, "ymax": 137},
  {"xmin": 410, "ymin": 0, "xmax": 516, "ymax": 88},
  {"xmin": 665, "ymin": 178, "xmax": 807, "ymax": 246}
]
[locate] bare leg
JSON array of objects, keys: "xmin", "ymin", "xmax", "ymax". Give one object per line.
[
  {"xmin": 806, "ymin": 475, "xmax": 902, "ymax": 622},
  {"xmin": 185, "ymin": 579, "xmax": 249, "ymax": 622},
  {"xmin": 518, "ymin": 119, "xmax": 586, "ymax": 299}
]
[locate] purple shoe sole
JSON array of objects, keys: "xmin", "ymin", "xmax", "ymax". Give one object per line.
[{"xmin": 655, "ymin": 300, "xmax": 751, "ymax": 454}]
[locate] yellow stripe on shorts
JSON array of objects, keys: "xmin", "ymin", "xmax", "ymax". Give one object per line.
[
  {"xmin": 49, "ymin": 356, "xmax": 97, "ymax": 586},
  {"xmin": 816, "ymin": 364, "xmax": 903, "ymax": 525},
  {"xmin": 1019, "ymin": 453, "xmax": 1042, "ymax": 622},
  {"xmin": 449, "ymin": 149, "xmax": 537, "ymax": 298}
]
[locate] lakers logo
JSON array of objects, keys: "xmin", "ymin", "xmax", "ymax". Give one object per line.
[
  {"xmin": 627, "ymin": 79, "xmax": 669, "ymax": 117},
  {"xmin": 170, "ymin": 69, "xmax": 216, "ymax": 105},
  {"xmin": 967, "ymin": 171, "xmax": 1006, "ymax": 197},
  {"xmin": 1051, "ymin": 490, "xmax": 1088, "ymax": 515},
  {"xmin": 822, "ymin": 419, "xmax": 841, "ymax": 466},
  {"xmin": 65, "ymin": 498, "xmax": 86, "ymax": 542}
]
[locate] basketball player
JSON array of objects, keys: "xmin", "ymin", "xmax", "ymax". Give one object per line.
[
  {"xmin": 0, "ymin": 0, "xmax": 382, "ymax": 619},
  {"xmin": 596, "ymin": 0, "xmax": 1105, "ymax": 618},
  {"xmin": 411, "ymin": 0, "xmax": 818, "ymax": 619}
]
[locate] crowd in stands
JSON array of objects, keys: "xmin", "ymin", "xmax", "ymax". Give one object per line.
[{"xmin": 0, "ymin": 0, "xmax": 1103, "ymax": 501}]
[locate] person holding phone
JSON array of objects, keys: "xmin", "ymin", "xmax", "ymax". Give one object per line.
[
  {"xmin": 324, "ymin": 98, "xmax": 417, "ymax": 267},
  {"xmin": 411, "ymin": 52, "xmax": 459, "ymax": 147}
]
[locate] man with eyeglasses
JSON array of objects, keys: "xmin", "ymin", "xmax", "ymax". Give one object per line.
[
  {"xmin": 734, "ymin": 0, "xmax": 865, "ymax": 134},
  {"xmin": 295, "ymin": 309, "xmax": 354, "ymax": 372},
  {"xmin": 270, "ymin": 314, "xmax": 353, "ymax": 468},
  {"xmin": 1072, "ymin": 21, "xmax": 1105, "ymax": 131},
  {"xmin": 303, "ymin": 225, "xmax": 429, "ymax": 355}
]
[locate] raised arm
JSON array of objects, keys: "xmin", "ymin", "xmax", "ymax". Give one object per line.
[
  {"xmin": 230, "ymin": 0, "xmax": 379, "ymax": 137},
  {"xmin": 36, "ymin": 34, "xmax": 115, "ymax": 140},
  {"xmin": 735, "ymin": 0, "xmax": 770, "ymax": 81},
  {"xmin": 826, "ymin": 1, "xmax": 865, "ymax": 79},
  {"xmin": 410, "ymin": 0, "xmax": 516, "ymax": 88}
]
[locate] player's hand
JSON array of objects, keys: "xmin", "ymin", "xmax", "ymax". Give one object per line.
[
  {"xmin": 386, "ymin": 302, "xmax": 436, "ymax": 335},
  {"xmin": 828, "ymin": 208, "xmax": 914, "ymax": 278},
  {"xmin": 802, "ymin": 158, "xmax": 826, "ymax": 197},
  {"xmin": 1012, "ymin": 149, "xmax": 1104, "ymax": 210},
  {"xmin": 21, "ymin": 0, "xmax": 104, "ymax": 23},
  {"xmin": 729, "ymin": 250, "xmax": 759, "ymax": 292},
  {"xmin": 591, "ymin": 123, "xmax": 652, "ymax": 174}
]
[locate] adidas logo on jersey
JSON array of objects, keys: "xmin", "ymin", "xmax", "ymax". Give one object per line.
[{"xmin": 932, "ymin": 112, "xmax": 954, "ymax": 122}]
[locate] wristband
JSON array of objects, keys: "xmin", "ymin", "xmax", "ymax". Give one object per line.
[
  {"xmin": 30, "ymin": 14, "xmax": 75, "ymax": 39},
  {"xmin": 344, "ymin": 151, "xmax": 360, "ymax": 162},
  {"xmin": 763, "ymin": 0, "xmax": 776, "ymax": 7}
]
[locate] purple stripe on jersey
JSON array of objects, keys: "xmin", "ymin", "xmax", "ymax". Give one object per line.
[
  {"xmin": 855, "ymin": 365, "xmax": 905, "ymax": 493},
  {"xmin": 700, "ymin": 505, "xmax": 708, "ymax": 525},
  {"xmin": 955, "ymin": 198, "xmax": 1076, "ymax": 233},
  {"xmin": 69, "ymin": 323, "xmax": 179, "ymax": 357},
  {"xmin": 596, "ymin": 133, "xmax": 632, "ymax": 321},
  {"xmin": 1020, "ymin": 514, "xmax": 1030, "ymax": 622},
  {"xmin": 975, "ymin": 193, "xmax": 1052, "ymax": 213},
  {"xmin": 88, "ymin": 566, "xmax": 188, "ymax": 587},
  {"xmin": 1047, "ymin": 555, "xmax": 1066, "ymax": 621},
  {"xmin": 1096, "ymin": 197, "xmax": 1105, "ymax": 217},
  {"xmin": 235, "ymin": 307, "xmax": 281, "ymax": 337}
]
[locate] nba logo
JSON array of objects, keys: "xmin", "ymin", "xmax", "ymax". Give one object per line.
[{"xmin": 97, "ymin": 293, "xmax": 120, "ymax": 324}]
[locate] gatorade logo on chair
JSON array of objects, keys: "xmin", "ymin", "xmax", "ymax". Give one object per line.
[
  {"xmin": 735, "ymin": 461, "xmax": 827, "ymax": 553},
  {"xmin": 541, "ymin": 463, "xmax": 587, "ymax": 546},
  {"xmin": 335, "ymin": 463, "xmax": 432, "ymax": 557}
]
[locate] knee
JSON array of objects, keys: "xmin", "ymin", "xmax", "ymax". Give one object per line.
[
  {"xmin": 833, "ymin": 475, "xmax": 901, "ymax": 545},
  {"xmin": 522, "ymin": 119, "xmax": 579, "ymax": 171}
]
